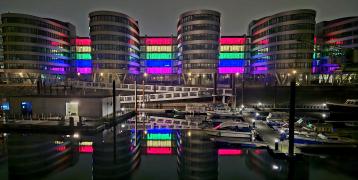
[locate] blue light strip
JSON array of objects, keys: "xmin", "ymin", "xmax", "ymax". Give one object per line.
[
  {"xmin": 146, "ymin": 60, "xmax": 172, "ymax": 67},
  {"xmin": 75, "ymin": 60, "xmax": 92, "ymax": 67},
  {"xmin": 219, "ymin": 59, "xmax": 245, "ymax": 67}
]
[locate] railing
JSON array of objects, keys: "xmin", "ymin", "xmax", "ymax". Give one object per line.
[
  {"xmin": 119, "ymin": 90, "xmax": 214, "ymax": 103},
  {"xmin": 124, "ymin": 116, "xmax": 200, "ymax": 130},
  {"xmin": 62, "ymin": 80, "xmax": 233, "ymax": 94}
]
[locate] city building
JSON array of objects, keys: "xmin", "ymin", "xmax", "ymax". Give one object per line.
[
  {"xmin": 89, "ymin": 11, "xmax": 140, "ymax": 83},
  {"xmin": 0, "ymin": 13, "xmax": 76, "ymax": 84},
  {"xmin": 314, "ymin": 17, "xmax": 358, "ymax": 84},
  {"xmin": 1, "ymin": 10, "xmax": 358, "ymax": 86},
  {"xmin": 139, "ymin": 36, "xmax": 180, "ymax": 84},
  {"xmin": 177, "ymin": 10, "xmax": 221, "ymax": 86},
  {"xmin": 249, "ymin": 9, "xmax": 316, "ymax": 85},
  {"xmin": 72, "ymin": 37, "xmax": 92, "ymax": 81}
]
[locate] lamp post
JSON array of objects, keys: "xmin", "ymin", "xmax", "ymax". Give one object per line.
[
  {"xmin": 241, "ymin": 73, "xmax": 244, "ymax": 107},
  {"xmin": 288, "ymin": 70, "xmax": 296, "ymax": 157}
]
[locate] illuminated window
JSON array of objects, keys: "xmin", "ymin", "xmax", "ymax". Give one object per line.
[
  {"xmin": 146, "ymin": 53, "xmax": 172, "ymax": 59},
  {"xmin": 219, "ymin": 53, "xmax": 245, "ymax": 59},
  {"xmin": 76, "ymin": 53, "xmax": 91, "ymax": 59},
  {"xmin": 146, "ymin": 46, "xmax": 172, "ymax": 52},
  {"xmin": 147, "ymin": 133, "xmax": 172, "ymax": 140},
  {"xmin": 220, "ymin": 45, "xmax": 245, "ymax": 52},
  {"xmin": 145, "ymin": 38, "xmax": 173, "ymax": 45},
  {"xmin": 76, "ymin": 46, "xmax": 91, "ymax": 52},
  {"xmin": 146, "ymin": 60, "xmax": 172, "ymax": 67},
  {"xmin": 220, "ymin": 38, "xmax": 246, "ymax": 45}
]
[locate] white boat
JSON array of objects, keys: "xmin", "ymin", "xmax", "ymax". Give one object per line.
[
  {"xmin": 266, "ymin": 112, "xmax": 289, "ymax": 127},
  {"xmin": 326, "ymin": 99, "xmax": 358, "ymax": 113},
  {"xmin": 280, "ymin": 130, "xmax": 356, "ymax": 145},
  {"xmin": 206, "ymin": 121, "xmax": 255, "ymax": 141},
  {"xmin": 206, "ymin": 105, "xmax": 241, "ymax": 118}
]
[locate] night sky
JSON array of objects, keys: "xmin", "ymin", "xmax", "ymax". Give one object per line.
[{"xmin": 1, "ymin": 0, "xmax": 358, "ymax": 36}]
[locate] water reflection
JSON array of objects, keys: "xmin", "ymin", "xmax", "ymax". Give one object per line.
[
  {"xmin": 92, "ymin": 128, "xmax": 141, "ymax": 179},
  {"xmin": 177, "ymin": 130, "xmax": 218, "ymax": 180},
  {"xmin": 0, "ymin": 115, "xmax": 357, "ymax": 180},
  {"xmin": 7, "ymin": 134, "xmax": 79, "ymax": 179}
]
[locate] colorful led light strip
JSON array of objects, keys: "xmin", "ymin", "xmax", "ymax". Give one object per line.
[
  {"xmin": 146, "ymin": 46, "xmax": 172, "ymax": 52},
  {"xmin": 146, "ymin": 147, "xmax": 172, "ymax": 154},
  {"xmin": 75, "ymin": 39, "xmax": 91, "ymax": 46},
  {"xmin": 219, "ymin": 60, "xmax": 245, "ymax": 67},
  {"xmin": 76, "ymin": 53, "xmax": 91, "ymax": 60},
  {"xmin": 147, "ymin": 133, "xmax": 172, "ymax": 140},
  {"xmin": 218, "ymin": 149, "xmax": 243, "ymax": 155},
  {"xmin": 76, "ymin": 46, "xmax": 91, "ymax": 52},
  {"xmin": 77, "ymin": 67, "xmax": 92, "ymax": 74},
  {"xmin": 146, "ymin": 60, "xmax": 172, "ymax": 67},
  {"xmin": 146, "ymin": 67, "xmax": 172, "ymax": 74},
  {"xmin": 145, "ymin": 38, "xmax": 173, "ymax": 45},
  {"xmin": 220, "ymin": 45, "xmax": 245, "ymax": 52},
  {"xmin": 220, "ymin": 38, "xmax": 246, "ymax": 45},
  {"xmin": 218, "ymin": 67, "xmax": 244, "ymax": 74},
  {"xmin": 76, "ymin": 60, "xmax": 91, "ymax": 67},
  {"xmin": 146, "ymin": 53, "xmax": 172, "ymax": 59},
  {"xmin": 219, "ymin": 53, "xmax": 245, "ymax": 59}
]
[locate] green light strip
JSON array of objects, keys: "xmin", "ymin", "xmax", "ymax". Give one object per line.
[
  {"xmin": 146, "ymin": 53, "xmax": 172, "ymax": 59},
  {"xmin": 147, "ymin": 133, "xmax": 172, "ymax": 140},
  {"xmin": 219, "ymin": 52, "xmax": 244, "ymax": 59},
  {"xmin": 76, "ymin": 53, "xmax": 91, "ymax": 60}
]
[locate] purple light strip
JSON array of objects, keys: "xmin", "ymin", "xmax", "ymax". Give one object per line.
[
  {"xmin": 146, "ymin": 67, "xmax": 172, "ymax": 74},
  {"xmin": 77, "ymin": 67, "xmax": 92, "ymax": 74},
  {"xmin": 218, "ymin": 67, "xmax": 244, "ymax": 74}
]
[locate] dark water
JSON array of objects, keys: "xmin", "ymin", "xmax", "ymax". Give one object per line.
[{"xmin": 0, "ymin": 126, "xmax": 357, "ymax": 180}]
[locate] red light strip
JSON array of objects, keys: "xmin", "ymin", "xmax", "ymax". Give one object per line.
[
  {"xmin": 145, "ymin": 38, "xmax": 173, "ymax": 45},
  {"xmin": 146, "ymin": 147, "xmax": 172, "ymax": 154},
  {"xmin": 220, "ymin": 38, "xmax": 246, "ymax": 45},
  {"xmin": 218, "ymin": 149, "xmax": 243, "ymax": 155},
  {"xmin": 75, "ymin": 39, "xmax": 91, "ymax": 46}
]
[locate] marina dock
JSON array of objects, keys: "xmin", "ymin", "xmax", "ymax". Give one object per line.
[{"xmin": 0, "ymin": 111, "xmax": 136, "ymax": 134}]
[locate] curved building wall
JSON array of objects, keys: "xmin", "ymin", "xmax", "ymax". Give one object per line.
[
  {"xmin": 89, "ymin": 11, "xmax": 140, "ymax": 83},
  {"xmin": 314, "ymin": 17, "xmax": 358, "ymax": 75},
  {"xmin": 249, "ymin": 9, "xmax": 316, "ymax": 85},
  {"xmin": 0, "ymin": 13, "xmax": 76, "ymax": 84},
  {"xmin": 177, "ymin": 10, "xmax": 221, "ymax": 86}
]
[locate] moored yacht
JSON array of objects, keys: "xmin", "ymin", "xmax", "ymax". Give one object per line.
[
  {"xmin": 326, "ymin": 99, "xmax": 358, "ymax": 113},
  {"xmin": 205, "ymin": 121, "xmax": 255, "ymax": 141}
]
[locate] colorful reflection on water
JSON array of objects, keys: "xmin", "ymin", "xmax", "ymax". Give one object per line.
[{"xmin": 0, "ymin": 123, "xmax": 357, "ymax": 180}]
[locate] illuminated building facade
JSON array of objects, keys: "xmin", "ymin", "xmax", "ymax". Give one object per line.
[
  {"xmin": 1, "ymin": 10, "xmax": 358, "ymax": 86},
  {"xmin": 314, "ymin": 17, "xmax": 358, "ymax": 83},
  {"xmin": 71, "ymin": 37, "xmax": 92, "ymax": 81},
  {"xmin": 177, "ymin": 10, "xmax": 221, "ymax": 86},
  {"xmin": 89, "ymin": 11, "xmax": 140, "ymax": 83},
  {"xmin": 0, "ymin": 13, "xmax": 76, "ymax": 84},
  {"xmin": 249, "ymin": 9, "xmax": 316, "ymax": 85},
  {"xmin": 218, "ymin": 36, "xmax": 250, "ymax": 84},
  {"xmin": 139, "ymin": 36, "xmax": 179, "ymax": 84}
]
